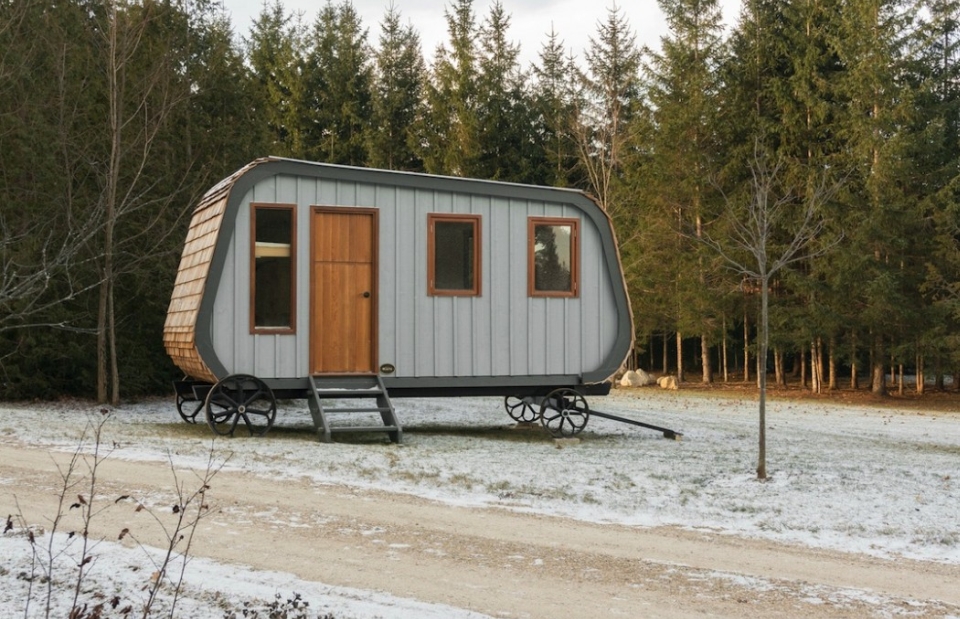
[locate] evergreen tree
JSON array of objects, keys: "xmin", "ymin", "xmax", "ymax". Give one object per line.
[
  {"xmin": 187, "ymin": 6, "xmax": 265, "ymax": 176},
  {"xmin": 574, "ymin": 4, "xmax": 644, "ymax": 214},
  {"xmin": 644, "ymin": 0, "xmax": 727, "ymax": 383},
  {"xmin": 767, "ymin": 0, "xmax": 846, "ymax": 392},
  {"xmin": 832, "ymin": 0, "xmax": 918, "ymax": 394},
  {"xmin": 419, "ymin": 0, "xmax": 481, "ymax": 176},
  {"xmin": 474, "ymin": 1, "xmax": 539, "ymax": 182},
  {"xmin": 530, "ymin": 28, "xmax": 580, "ymax": 187},
  {"xmin": 911, "ymin": 0, "xmax": 960, "ymax": 385},
  {"xmin": 246, "ymin": 0, "xmax": 308, "ymax": 158},
  {"xmin": 711, "ymin": 0, "xmax": 804, "ymax": 380},
  {"xmin": 369, "ymin": 4, "xmax": 426, "ymax": 171},
  {"xmin": 303, "ymin": 1, "xmax": 373, "ymax": 165}
]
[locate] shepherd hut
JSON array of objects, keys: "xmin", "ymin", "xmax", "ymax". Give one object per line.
[{"xmin": 164, "ymin": 158, "xmax": 633, "ymax": 442}]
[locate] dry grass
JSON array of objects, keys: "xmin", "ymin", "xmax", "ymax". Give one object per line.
[{"xmin": 665, "ymin": 376, "xmax": 960, "ymax": 414}]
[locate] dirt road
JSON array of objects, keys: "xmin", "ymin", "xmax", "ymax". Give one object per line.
[{"xmin": 2, "ymin": 442, "xmax": 958, "ymax": 618}]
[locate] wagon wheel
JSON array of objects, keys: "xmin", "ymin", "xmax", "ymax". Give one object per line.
[
  {"xmin": 176, "ymin": 392, "xmax": 204, "ymax": 424},
  {"xmin": 539, "ymin": 388, "xmax": 589, "ymax": 438},
  {"xmin": 504, "ymin": 395, "xmax": 539, "ymax": 423},
  {"xmin": 205, "ymin": 374, "xmax": 277, "ymax": 437}
]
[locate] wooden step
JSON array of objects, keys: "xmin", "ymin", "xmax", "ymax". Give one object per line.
[
  {"xmin": 329, "ymin": 425, "xmax": 400, "ymax": 433},
  {"xmin": 307, "ymin": 374, "xmax": 402, "ymax": 444},
  {"xmin": 324, "ymin": 406, "xmax": 392, "ymax": 414}
]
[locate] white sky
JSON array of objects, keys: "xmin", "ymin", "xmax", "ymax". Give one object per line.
[{"xmin": 219, "ymin": 0, "xmax": 743, "ymax": 67}]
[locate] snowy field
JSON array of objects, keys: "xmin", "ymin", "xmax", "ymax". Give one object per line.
[{"xmin": 1, "ymin": 387, "xmax": 958, "ymax": 617}]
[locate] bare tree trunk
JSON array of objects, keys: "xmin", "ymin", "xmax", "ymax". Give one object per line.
[
  {"xmin": 800, "ymin": 348, "xmax": 807, "ymax": 389},
  {"xmin": 722, "ymin": 315, "xmax": 729, "ymax": 382},
  {"xmin": 827, "ymin": 335, "xmax": 837, "ymax": 391},
  {"xmin": 871, "ymin": 334, "xmax": 886, "ymax": 395},
  {"xmin": 757, "ymin": 276, "xmax": 770, "ymax": 480},
  {"xmin": 97, "ymin": 3, "xmax": 121, "ymax": 405},
  {"xmin": 676, "ymin": 332, "xmax": 684, "ymax": 382},
  {"xmin": 810, "ymin": 342, "xmax": 818, "ymax": 393},
  {"xmin": 897, "ymin": 363, "xmax": 904, "ymax": 395},
  {"xmin": 773, "ymin": 346, "xmax": 783, "ymax": 386},
  {"xmin": 662, "ymin": 333, "xmax": 668, "ymax": 374},
  {"xmin": 851, "ymin": 334, "xmax": 859, "ymax": 389},
  {"xmin": 743, "ymin": 312, "xmax": 750, "ymax": 383},
  {"xmin": 756, "ymin": 351, "xmax": 762, "ymax": 389},
  {"xmin": 916, "ymin": 352, "xmax": 924, "ymax": 395},
  {"xmin": 96, "ymin": 276, "xmax": 108, "ymax": 402},
  {"xmin": 701, "ymin": 333, "xmax": 712, "ymax": 383},
  {"xmin": 811, "ymin": 338, "xmax": 823, "ymax": 394}
]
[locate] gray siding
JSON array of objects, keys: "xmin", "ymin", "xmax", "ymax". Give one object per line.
[{"xmin": 210, "ymin": 173, "xmax": 619, "ymax": 381}]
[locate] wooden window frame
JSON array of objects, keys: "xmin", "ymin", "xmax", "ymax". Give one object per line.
[
  {"xmin": 250, "ymin": 203, "xmax": 297, "ymax": 334},
  {"xmin": 427, "ymin": 213, "xmax": 482, "ymax": 297},
  {"xmin": 528, "ymin": 217, "xmax": 579, "ymax": 298}
]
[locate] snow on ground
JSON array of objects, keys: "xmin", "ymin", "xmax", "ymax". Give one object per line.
[{"xmin": 1, "ymin": 388, "xmax": 958, "ymax": 616}]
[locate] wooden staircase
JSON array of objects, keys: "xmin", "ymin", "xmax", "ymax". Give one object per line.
[{"xmin": 307, "ymin": 375, "xmax": 402, "ymax": 443}]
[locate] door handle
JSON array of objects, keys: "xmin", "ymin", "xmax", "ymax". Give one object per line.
[{"xmin": 362, "ymin": 291, "xmax": 371, "ymax": 298}]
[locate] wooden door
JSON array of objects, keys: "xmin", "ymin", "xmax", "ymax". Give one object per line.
[{"xmin": 310, "ymin": 208, "xmax": 378, "ymax": 374}]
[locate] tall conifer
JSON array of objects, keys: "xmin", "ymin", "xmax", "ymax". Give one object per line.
[
  {"xmin": 304, "ymin": 1, "xmax": 373, "ymax": 165},
  {"xmin": 644, "ymin": 0, "xmax": 726, "ymax": 383},
  {"xmin": 369, "ymin": 5, "xmax": 426, "ymax": 171}
]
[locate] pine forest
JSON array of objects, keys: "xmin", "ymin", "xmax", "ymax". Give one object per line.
[{"xmin": 3, "ymin": 0, "xmax": 960, "ymax": 402}]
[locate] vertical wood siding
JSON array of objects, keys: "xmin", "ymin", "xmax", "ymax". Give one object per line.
[{"xmin": 208, "ymin": 174, "xmax": 619, "ymax": 380}]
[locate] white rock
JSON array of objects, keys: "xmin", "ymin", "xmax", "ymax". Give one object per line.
[
  {"xmin": 620, "ymin": 370, "xmax": 643, "ymax": 387},
  {"xmin": 657, "ymin": 375, "xmax": 679, "ymax": 390},
  {"xmin": 635, "ymin": 368, "xmax": 655, "ymax": 386}
]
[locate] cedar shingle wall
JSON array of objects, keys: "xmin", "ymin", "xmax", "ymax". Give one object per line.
[{"xmin": 162, "ymin": 185, "xmax": 231, "ymax": 384}]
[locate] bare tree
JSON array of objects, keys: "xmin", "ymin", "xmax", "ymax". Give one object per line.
[
  {"xmin": 94, "ymin": 0, "xmax": 195, "ymax": 404},
  {"xmin": 0, "ymin": 213, "xmax": 103, "ymax": 332},
  {"xmin": 700, "ymin": 147, "xmax": 840, "ymax": 479},
  {"xmin": 0, "ymin": 0, "xmax": 105, "ymax": 332}
]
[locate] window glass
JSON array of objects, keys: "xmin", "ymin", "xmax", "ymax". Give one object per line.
[
  {"xmin": 530, "ymin": 218, "xmax": 578, "ymax": 296},
  {"xmin": 429, "ymin": 215, "xmax": 481, "ymax": 296},
  {"xmin": 253, "ymin": 206, "xmax": 295, "ymax": 330}
]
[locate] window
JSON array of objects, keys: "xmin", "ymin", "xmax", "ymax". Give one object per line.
[
  {"xmin": 428, "ymin": 214, "xmax": 481, "ymax": 296},
  {"xmin": 251, "ymin": 204, "xmax": 296, "ymax": 332},
  {"xmin": 528, "ymin": 217, "xmax": 578, "ymax": 297}
]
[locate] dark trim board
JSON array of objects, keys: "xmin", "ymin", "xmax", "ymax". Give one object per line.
[{"xmin": 175, "ymin": 377, "xmax": 612, "ymax": 404}]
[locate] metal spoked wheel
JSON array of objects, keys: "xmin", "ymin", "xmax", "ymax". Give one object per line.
[
  {"xmin": 205, "ymin": 374, "xmax": 277, "ymax": 437},
  {"xmin": 176, "ymin": 392, "xmax": 204, "ymax": 424},
  {"xmin": 504, "ymin": 395, "xmax": 539, "ymax": 423},
  {"xmin": 539, "ymin": 388, "xmax": 590, "ymax": 438}
]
